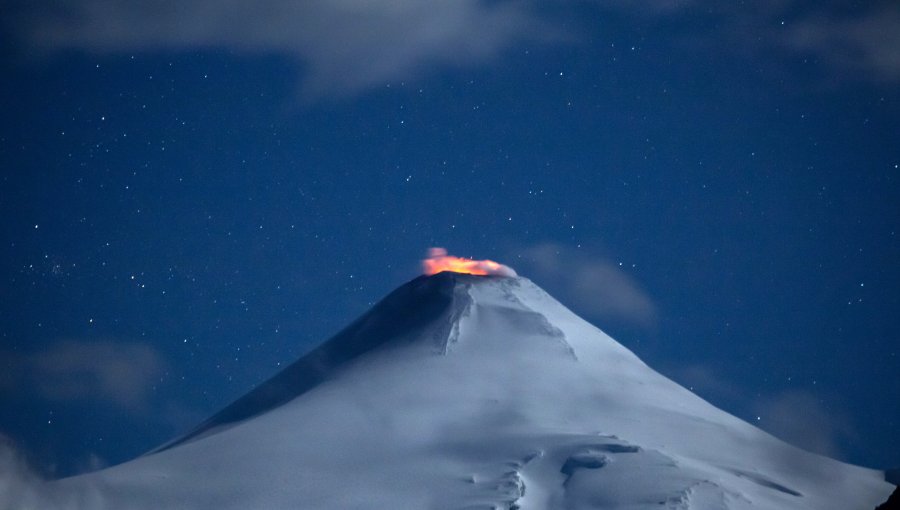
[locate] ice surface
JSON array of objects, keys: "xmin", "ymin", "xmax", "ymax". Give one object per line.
[{"xmin": 8, "ymin": 272, "xmax": 894, "ymax": 509}]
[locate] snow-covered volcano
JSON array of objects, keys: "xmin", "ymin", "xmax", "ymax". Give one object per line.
[{"xmin": 31, "ymin": 273, "xmax": 896, "ymax": 508}]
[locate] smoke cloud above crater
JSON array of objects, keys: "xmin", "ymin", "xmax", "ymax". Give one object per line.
[{"xmin": 423, "ymin": 247, "xmax": 517, "ymax": 277}]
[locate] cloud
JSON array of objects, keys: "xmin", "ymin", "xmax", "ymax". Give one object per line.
[
  {"xmin": 665, "ymin": 364, "xmax": 855, "ymax": 459},
  {"xmin": 600, "ymin": 0, "xmax": 700, "ymax": 17},
  {"xmin": 0, "ymin": 433, "xmax": 109, "ymax": 510},
  {"xmin": 515, "ymin": 243, "xmax": 657, "ymax": 330},
  {"xmin": 0, "ymin": 340, "xmax": 167, "ymax": 483},
  {"xmin": 753, "ymin": 389, "xmax": 855, "ymax": 459},
  {"xmin": 666, "ymin": 364, "xmax": 742, "ymax": 402},
  {"xmin": 8, "ymin": 0, "xmax": 895, "ymax": 102},
  {"xmin": 422, "ymin": 247, "xmax": 518, "ymax": 277},
  {"xmin": 9, "ymin": 0, "xmax": 563, "ymax": 100},
  {"xmin": 632, "ymin": 0, "xmax": 900, "ymax": 84},
  {"xmin": 782, "ymin": 5, "xmax": 900, "ymax": 83},
  {"xmin": 0, "ymin": 435, "xmax": 44, "ymax": 510},
  {"xmin": 7, "ymin": 340, "xmax": 166, "ymax": 411},
  {"xmin": 6, "ymin": 0, "xmax": 897, "ymax": 105}
]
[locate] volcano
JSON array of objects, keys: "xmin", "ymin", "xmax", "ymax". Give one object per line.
[{"xmin": 32, "ymin": 273, "xmax": 896, "ymax": 509}]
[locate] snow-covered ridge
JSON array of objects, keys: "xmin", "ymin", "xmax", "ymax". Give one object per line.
[{"xmin": 24, "ymin": 272, "xmax": 895, "ymax": 509}]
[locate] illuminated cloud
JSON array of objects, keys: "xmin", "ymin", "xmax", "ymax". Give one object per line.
[{"xmin": 422, "ymin": 247, "xmax": 517, "ymax": 277}]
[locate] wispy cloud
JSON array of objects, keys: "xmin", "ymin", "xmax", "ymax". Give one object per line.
[
  {"xmin": 515, "ymin": 243, "xmax": 658, "ymax": 330},
  {"xmin": 783, "ymin": 4, "xmax": 900, "ymax": 83},
  {"xmin": 753, "ymin": 389, "xmax": 855, "ymax": 459},
  {"xmin": 6, "ymin": 339, "xmax": 166, "ymax": 411},
  {"xmin": 0, "ymin": 435, "xmax": 44, "ymax": 510},
  {"xmin": 667, "ymin": 364, "xmax": 855, "ymax": 460},
  {"xmin": 0, "ymin": 433, "xmax": 108, "ymax": 509},
  {"xmin": 7, "ymin": 0, "xmax": 895, "ymax": 103},
  {"xmin": 9, "ymin": 0, "xmax": 563, "ymax": 100},
  {"xmin": 1, "ymin": 340, "xmax": 170, "ymax": 482},
  {"xmin": 667, "ymin": 364, "xmax": 742, "ymax": 401},
  {"xmin": 6, "ymin": 0, "xmax": 897, "ymax": 107},
  {"xmin": 609, "ymin": 0, "xmax": 900, "ymax": 84}
]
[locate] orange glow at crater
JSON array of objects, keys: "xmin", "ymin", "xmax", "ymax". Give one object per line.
[{"xmin": 422, "ymin": 248, "xmax": 517, "ymax": 277}]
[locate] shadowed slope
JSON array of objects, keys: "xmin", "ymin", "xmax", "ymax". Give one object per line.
[{"xmin": 159, "ymin": 272, "xmax": 477, "ymax": 451}]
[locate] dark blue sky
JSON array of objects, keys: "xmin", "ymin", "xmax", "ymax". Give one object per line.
[{"xmin": 1, "ymin": 1, "xmax": 898, "ymax": 477}]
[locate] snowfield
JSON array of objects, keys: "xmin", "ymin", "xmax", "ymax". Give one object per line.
[{"xmin": 9, "ymin": 273, "xmax": 895, "ymax": 509}]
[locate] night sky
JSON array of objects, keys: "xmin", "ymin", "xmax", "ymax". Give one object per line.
[{"xmin": 1, "ymin": 1, "xmax": 898, "ymax": 478}]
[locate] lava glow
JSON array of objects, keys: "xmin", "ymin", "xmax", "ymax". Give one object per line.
[{"xmin": 422, "ymin": 248, "xmax": 517, "ymax": 277}]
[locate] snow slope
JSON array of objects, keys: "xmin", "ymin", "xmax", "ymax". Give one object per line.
[{"xmin": 21, "ymin": 273, "xmax": 896, "ymax": 509}]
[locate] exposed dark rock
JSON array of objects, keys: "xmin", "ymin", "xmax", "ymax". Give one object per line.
[
  {"xmin": 886, "ymin": 469, "xmax": 900, "ymax": 486},
  {"xmin": 876, "ymin": 486, "xmax": 900, "ymax": 510}
]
